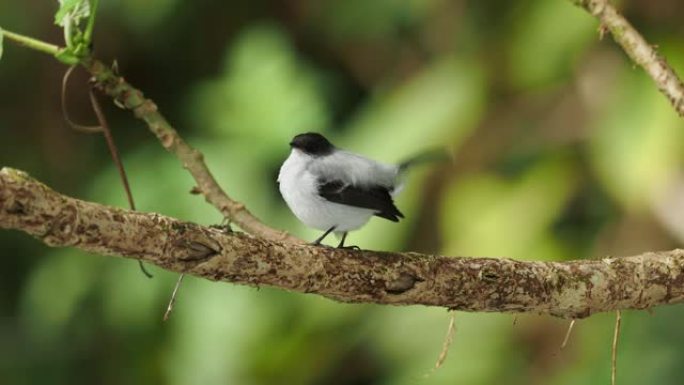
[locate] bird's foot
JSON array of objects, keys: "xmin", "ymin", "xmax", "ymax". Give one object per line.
[
  {"xmin": 209, "ymin": 218, "xmax": 233, "ymax": 233},
  {"xmin": 310, "ymin": 240, "xmax": 335, "ymax": 248},
  {"xmin": 337, "ymin": 245, "xmax": 361, "ymax": 250},
  {"xmin": 311, "ymin": 226, "xmax": 337, "ymax": 246}
]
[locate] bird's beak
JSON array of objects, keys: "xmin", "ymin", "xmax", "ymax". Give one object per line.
[{"xmin": 289, "ymin": 141, "xmax": 295, "ymax": 147}]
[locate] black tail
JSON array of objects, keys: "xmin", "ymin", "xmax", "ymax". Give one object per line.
[{"xmin": 398, "ymin": 148, "xmax": 452, "ymax": 171}]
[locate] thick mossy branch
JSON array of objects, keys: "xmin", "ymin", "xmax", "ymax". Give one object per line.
[{"xmin": 3, "ymin": 167, "xmax": 684, "ymax": 319}]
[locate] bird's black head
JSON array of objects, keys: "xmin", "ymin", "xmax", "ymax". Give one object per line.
[{"xmin": 289, "ymin": 132, "xmax": 334, "ymax": 156}]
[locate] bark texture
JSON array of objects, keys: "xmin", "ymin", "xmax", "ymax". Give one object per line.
[{"xmin": 3, "ymin": 167, "xmax": 684, "ymax": 319}]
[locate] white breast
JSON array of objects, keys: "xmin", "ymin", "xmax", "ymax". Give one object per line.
[{"xmin": 278, "ymin": 150, "xmax": 376, "ymax": 232}]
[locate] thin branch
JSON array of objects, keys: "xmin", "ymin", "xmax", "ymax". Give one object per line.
[
  {"xmin": 2, "ymin": 29, "xmax": 61, "ymax": 56},
  {"xmin": 163, "ymin": 273, "xmax": 185, "ymax": 321},
  {"xmin": 433, "ymin": 311, "xmax": 457, "ymax": 371},
  {"xmin": 571, "ymin": 0, "xmax": 684, "ymax": 116},
  {"xmin": 81, "ymin": 58, "xmax": 298, "ymax": 244},
  {"xmin": 611, "ymin": 310, "xmax": 622, "ymax": 385},
  {"xmin": 2, "ymin": 28, "xmax": 79, "ymax": 64},
  {"xmin": 88, "ymin": 90, "xmax": 135, "ymax": 210},
  {"xmin": 3, "ymin": 167, "xmax": 684, "ymax": 319},
  {"xmin": 560, "ymin": 319, "xmax": 576, "ymax": 350}
]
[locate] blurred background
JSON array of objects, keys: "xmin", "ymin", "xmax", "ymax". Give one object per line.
[{"xmin": 2, "ymin": 0, "xmax": 684, "ymax": 384}]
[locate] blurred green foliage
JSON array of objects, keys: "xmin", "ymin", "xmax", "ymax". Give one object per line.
[{"xmin": 2, "ymin": 0, "xmax": 684, "ymax": 384}]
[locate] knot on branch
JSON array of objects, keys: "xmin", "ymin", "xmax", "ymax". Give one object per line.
[
  {"xmin": 478, "ymin": 267, "xmax": 500, "ymax": 282},
  {"xmin": 175, "ymin": 239, "xmax": 221, "ymax": 261},
  {"xmin": 385, "ymin": 272, "xmax": 422, "ymax": 294},
  {"xmin": 169, "ymin": 223, "xmax": 222, "ymax": 263},
  {"xmin": 6, "ymin": 200, "xmax": 27, "ymax": 215}
]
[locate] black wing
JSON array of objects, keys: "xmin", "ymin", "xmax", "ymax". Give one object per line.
[{"xmin": 317, "ymin": 179, "xmax": 404, "ymax": 222}]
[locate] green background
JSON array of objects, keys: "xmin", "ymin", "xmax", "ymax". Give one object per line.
[{"xmin": 2, "ymin": 0, "xmax": 684, "ymax": 384}]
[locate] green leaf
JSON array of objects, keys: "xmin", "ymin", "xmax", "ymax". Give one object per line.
[
  {"xmin": 55, "ymin": 0, "xmax": 91, "ymax": 27},
  {"xmin": 0, "ymin": 27, "xmax": 4, "ymax": 61}
]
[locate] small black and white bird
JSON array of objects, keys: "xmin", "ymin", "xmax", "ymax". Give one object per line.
[{"xmin": 278, "ymin": 132, "xmax": 439, "ymax": 248}]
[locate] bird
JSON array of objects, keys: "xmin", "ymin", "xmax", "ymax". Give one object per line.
[{"xmin": 278, "ymin": 132, "xmax": 440, "ymax": 248}]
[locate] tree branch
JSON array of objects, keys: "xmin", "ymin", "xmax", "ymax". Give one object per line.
[
  {"xmin": 80, "ymin": 58, "xmax": 299, "ymax": 244},
  {"xmin": 3, "ymin": 166, "xmax": 684, "ymax": 319},
  {"xmin": 571, "ymin": 0, "xmax": 684, "ymax": 116},
  {"xmin": 2, "ymin": 29, "xmax": 62, "ymax": 56},
  {"xmin": 4, "ymin": 26, "xmax": 297, "ymax": 242}
]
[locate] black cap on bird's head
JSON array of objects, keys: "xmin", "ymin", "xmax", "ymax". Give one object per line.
[{"xmin": 289, "ymin": 132, "xmax": 334, "ymax": 156}]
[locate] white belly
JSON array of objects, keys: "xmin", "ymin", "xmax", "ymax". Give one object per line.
[{"xmin": 278, "ymin": 153, "xmax": 375, "ymax": 232}]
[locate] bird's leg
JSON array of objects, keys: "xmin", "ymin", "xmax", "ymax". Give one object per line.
[
  {"xmin": 337, "ymin": 232, "xmax": 347, "ymax": 248},
  {"xmin": 311, "ymin": 226, "xmax": 336, "ymax": 245},
  {"xmin": 336, "ymin": 232, "xmax": 360, "ymax": 250}
]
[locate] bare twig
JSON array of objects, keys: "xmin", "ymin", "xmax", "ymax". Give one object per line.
[
  {"xmin": 3, "ymin": 167, "xmax": 684, "ymax": 319},
  {"xmin": 424, "ymin": 311, "xmax": 457, "ymax": 378},
  {"xmin": 434, "ymin": 311, "xmax": 457, "ymax": 370},
  {"xmin": 2, "ymin": 29, "xmax": 62, "ymax": 57},
  {"xmin": 163, "ymin": 273, "xmax": 185, "ymax": 321},
  {"xmin": 571, "ymin": 0, "xmax": 684, "ymax": 116},
  {"xmin": 611, "ymin": 310, "xmax": 622, "ymax": 385},
  {"xmin": 560, "ymin": 319, "xmax": 576, "ymax": 350},
  {"xmin": 88, "ymin": 90, "xmax": 135, "ymax": 210}
]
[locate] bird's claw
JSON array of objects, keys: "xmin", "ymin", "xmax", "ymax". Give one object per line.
[{"xmin": 338, "ymin": 245, "xmax": 361, "ymax": 250}]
